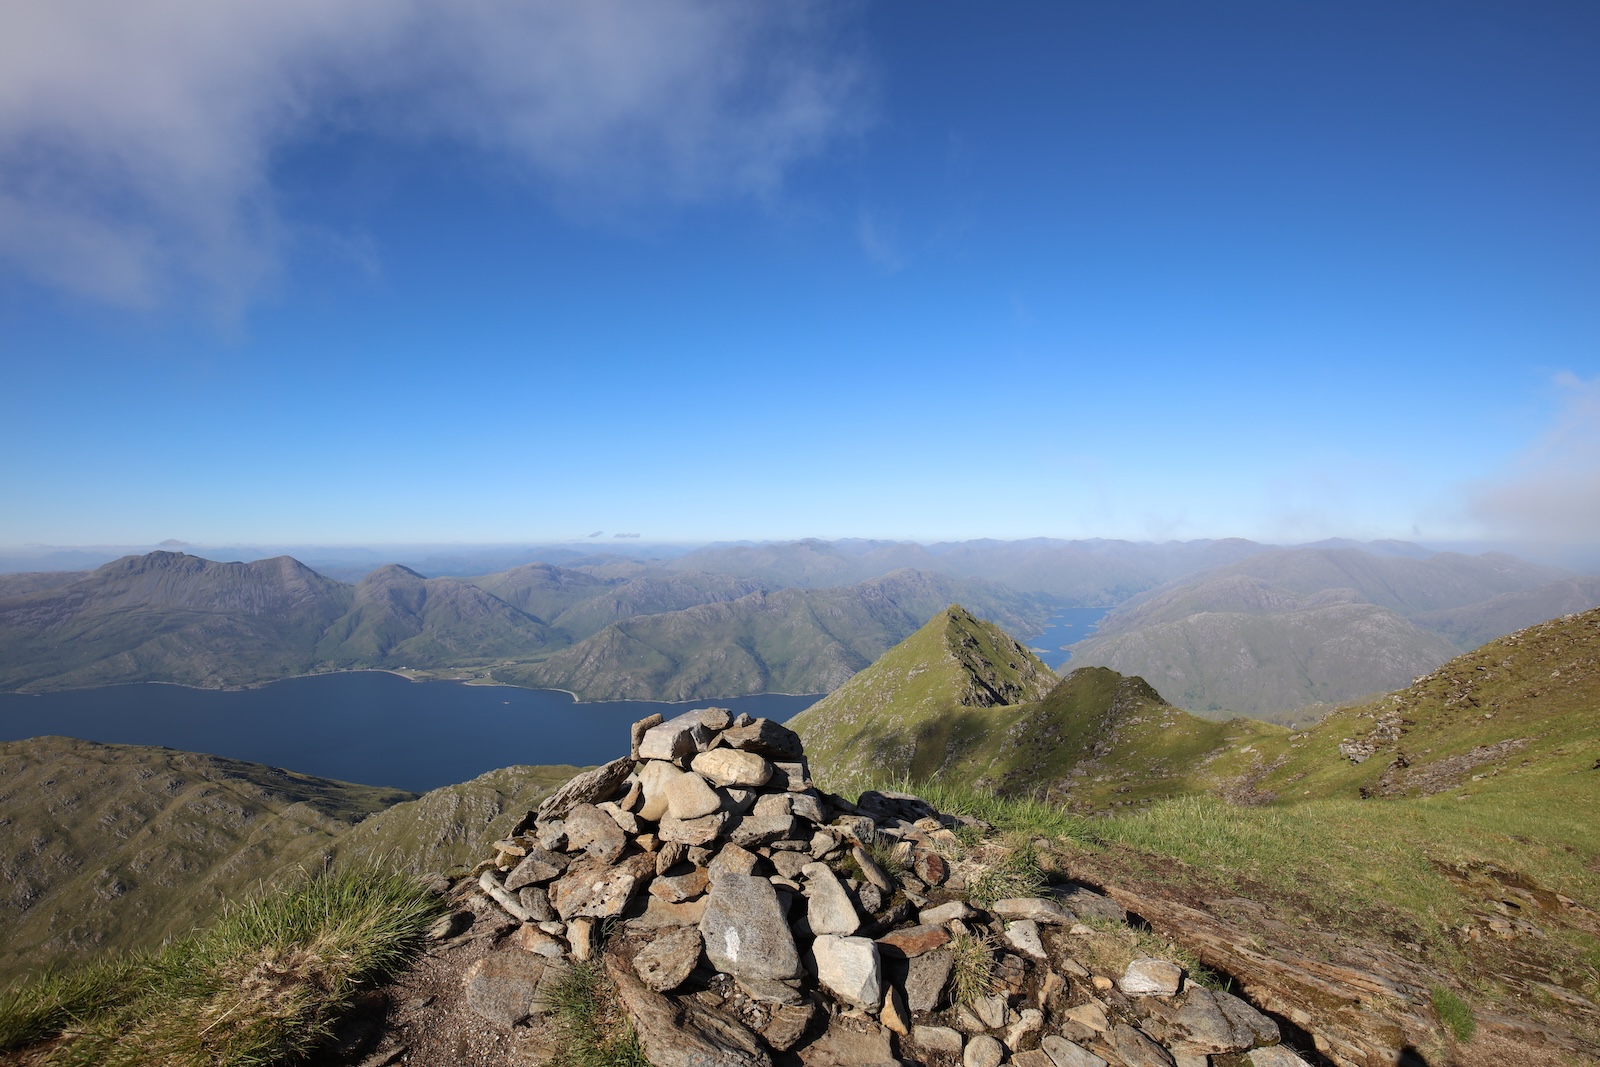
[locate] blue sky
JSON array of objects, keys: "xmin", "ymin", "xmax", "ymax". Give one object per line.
[{"xmin": 2, "ymin": 1, "xmax": 1597, "ymax": 549}]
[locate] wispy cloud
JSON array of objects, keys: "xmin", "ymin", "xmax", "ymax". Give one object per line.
[
  {"xmin": 856, "ymin": 206, "xmax": 903, "ymax": 271},
  {"xmin": 0, "ymin": 0, "xmax": 867, "ymax": 313},
  {"xmin": 1469, "ymin": 373, "xmax": 1600, "ymax": 543}
]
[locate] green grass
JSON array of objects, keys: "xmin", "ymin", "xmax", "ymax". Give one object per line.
[
  {"xmin": 946, "ymin": 932, "xmax": 1000, "ymax": 1007},
  {"xmin": 1430, "ymin": 985, "xmax": 1476, "ymax": 1043},
  {"xmin": 0, "ymin": 868, "xmax": 444, "ymax": 1066},
  {"xmin": 545, "ymin": 961, "xmax": 648, "ymax": 1067}
]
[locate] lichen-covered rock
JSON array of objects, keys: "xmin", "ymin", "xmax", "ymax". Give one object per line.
[
  {"xmin": 1120, "ymin": 957, "xmax": 1183, "ymax": 997},
  {"xmin": 537, "ymin": 756, "xmax": 633, "ymax": 822},
  {"xmin": 632, "ymin": 926, "xmax": 703, "ymax": 992},
  {"xmin": 606, "ymin": 950, "xmax": 772, "ymax": 1067},
  {"xmin": 692, "ymin": 748, "xmax": 773, "ymax": 788},
  {"xmin": 801, "ymin": 861, "xmax": 860, "ymax": 935}
]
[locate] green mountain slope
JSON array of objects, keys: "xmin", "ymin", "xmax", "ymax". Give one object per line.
[
  {"xmin": 314, "ymin": 564, "xmax": 554, "ymax": 667},
  {"xmin": 546, "ymin": 573, "xmax": 768, "ymax": 642},
  {"xmin": 792, "ymin": 609, "xmax": 1285, "ymax": 804},
  {"xmin": 466, "ymin": 561, "xmax": 612, "ymax": 625},
  {"xmin": 331, "ymin": 763, "xmax": 578, "ymax": 875},
  {"xmin": 0, "ymin": 737, "xmax": 413, "ymax": 986},
  {"xmin": 788, "ymin": 605, "xmax": 1058, "ymax": 783},
  {"xmin": 497, "ymin": 570, "xmax": 1052, "ymax": 700},
  {"xmin": 0, "ymin": 553, "xmax": 355, "ymax": 691}
]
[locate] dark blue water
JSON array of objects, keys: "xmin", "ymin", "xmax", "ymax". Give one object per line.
[
  {"xmin": 1027, "ymin": 607, "xmax": 1111, "ymax": 670},
  {"xmin": 0, "ymin": 673, "xmax": 822, "ymax": 793}
]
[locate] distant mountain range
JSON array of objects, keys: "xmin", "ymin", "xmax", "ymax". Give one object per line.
[
  {"xmin": 1063, "ymin": 547, "xmax": 1595, "ymax": 717},
  {"xmin": 3, "ymin": 540, "xmax": 1595, "ymax": 714},
  {"xmin": 0, "ymin": 551, "xmax": 1050, "ymax": 697}
]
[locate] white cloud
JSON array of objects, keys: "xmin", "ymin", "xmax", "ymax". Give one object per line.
[
  {"xmin": 1469, "ymin": 373, "xmax": 1600, "ymax": 544},
  {"xmin": 0, "ymin": 0, "xmax": 866, "ymax": 311}
]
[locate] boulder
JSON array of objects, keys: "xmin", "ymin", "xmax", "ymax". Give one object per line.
[
  {"xmin": 537, "ymin": 756, "xmax": 634, "ymax": 822},
  {"xmin": 1247, "ymin": 1048, "xmax": 1313, "ymax": 1067},
  {"xmin": 1056, "ymin": 885, "xmax": 1126, "ymax": 923},
  {"xmin": 708, "ymin": 843, "xmax": 762, "ymax": 880},
  {"xmin": 630, "ymin": 713, "xmax": 664, "ymax": 759},
  {"xmin": 811, "ymin": 934, "xmax": 883, "ymax": 1011},
  {"xmin": 550, "ymin": 854, "xmax": 653, "ymax": 920},
  {"xmin": 760, "ymin": 1003, "xmax": 820, "ymax": 1052},
  {"xmin": 664, "ymin": 772, "xmax": 723, "ymax": 821},
  {"xmin": 650, "ymin": 868, "xmax": 710, "ymax": 903},
  {"xmin": 692, "ymin": 748, "xmax": 773, "ymax": 788},
  {"xmin": 852, "ymin": 846, "xmax": 896, "ymax": 892},
  {"xmin": 637, "ymin": 710, "xmax": 714, "ymax": 761},
  {"xmin": 637, "ymin": 760, "xmax": 685, "ymax": 822},
  {"xmin": 699, "ymin": 872, "xmax": 802, "ymax": 981},
  {"xmin": 876, "ymin": 924, "xmax": 950, "ymax": 958},
  {"xmin": 720, "ymin": 718, "xmax": 803, "ymax": 759},
  {"xmin": 856, "ymin": 790, "xmax": 940, "ymax": 824},
  {"xmin": 913, "ymin": 1025, "xmax": 966, "ymax": 1055},
  {"xmin": 920, "ymin": 900, "xmax": 979, "ymax": 925},
  {"xmin": 732, "ymin": 812, "xmax": 801, "ymax": 849}
]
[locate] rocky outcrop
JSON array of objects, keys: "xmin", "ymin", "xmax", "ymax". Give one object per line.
[{"xmin": 446, "ymin": 709, "xmax": 1310, "ymax": 1067}]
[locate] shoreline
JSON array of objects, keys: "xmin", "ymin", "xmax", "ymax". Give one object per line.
[{"xmin": 1, "ymin": 669, "xmax": 825, "ymax": 707}]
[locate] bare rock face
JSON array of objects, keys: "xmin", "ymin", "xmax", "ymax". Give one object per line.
[
  {"xmin": 699, "ymin": 873, "xmax": 802, "ymax": 981},
  {"xmin": 606, "ymin": 950, "xmax": 772, "ymax": 1067},
  {"xmin": 1041, "ymin": 1036, "xmax": 1109, "ymax": 1067},
  {"xmin": 797, "ymin": 1018, "xmax": 897, "ymax": 1067}
]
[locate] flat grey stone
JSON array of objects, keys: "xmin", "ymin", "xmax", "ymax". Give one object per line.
[
  {"xmin": 462, "ymin": 950, "xmax": 546, "ymax": 1027},
  {"xmin": 914, "ymin": 1025, "xmax": 965, "ymax": 1055},
  {"xmin": 964, "ymin": 1034, "xmax": 1005, "ymax": 1067},
  {"xmin": 699, "ymin": 872, "xmax": 801, "ymax": 981},
  {"xmin": 692, "ymin": 748, "xmax": 773, "ymax": 788},
  {"xmin": 735, "ymin": 976, "xmax": 806, "ymax": 1005},
  {"xmin": 1215, "ymin": 988, "xmax": 1280, "ymax": 1048},
  {"xmin": 659, "ymin": 809, "xmax": 728, "ymax": 845},
  {"xmin": 730, "ymin": 812, "xmax": 799, "ymax": 849},
  {"xmin": 550, "ymin": 854, "xmax": 652, "ymax": 920},
  {"xmin": 852, "ymin": 846, "xmax": 896, "ymax": 892},
  {"xmin": 1041, "ymin": 1036, "xmax": 1108, "ymax": 1067},
  {"xmin": 1120, "ymin": 957, "xmax": 1183, "ymax": 996},
  {"xmin": 760, "ymin": 1003, "xmax": 820, "ymax": 1052},
  {"xmin": 504, "ymin": 847, "xmax": 567, "ymax": 891},
  {"xmin": 633, "ymin": 926, "xmax": 703, "ymax": 992},
  {"xmin": 1112, "ymin": 1023, "xmax": 1177, "ymax": 1067},
  {"xmin": 719, "ymin": 718, "xmax": 803, "ymax": 758},
  {"xmin": 664, "ymin": 771, "xmax": 723, "ymax": 820},
  {"xmin": 919, "ymin": 900, "xmax": 979, "ymax": 925},
  {"xmin": 797, "ymin": 1018, "xmax": 897, "ymax": 1067},
  {"xmin": 770, "ymin": 850, "xmax": 812, "ymax": 879},
  {"xmin": 801, "ymin": 861, "xmax": 860, "ymax": 935},
  {"xmin": 1004, "ymin": 918, "xmax": 1048, "ymax": 960},
  {"xmin": 812, "ymin": 934, "xmax": 883, "ymax": 1011},
  {"xmin": 990, "ymin": 897, "xmax": 1073, "ymax": 924},
  {"xmin": 1056, "ymin": 885, "xmax": 1127, "ymax": 923},
  {"xmin": 709, "ymin": 843, "xmax": 762, "ymax": 879},
  {"xmin": 1247, "ymin": 1048, "xmax": 1314, "ymax": 1067},
  {"xmin": 637, "ymin": 710, "xmax": 714, "ymax": 761},
  {"xmin": 564, "ymin": 803, "xmax": 627, "ymax": 864},
  {"xmin": 790, "ymin": 791, "xmax": 829, "ymax": 823},
  {"xmin": 537, "ymin": 757, "xmax": 634, "ymax": 822},
  {"xmin": 517, "ymin": 885, "xmax": 555, "ymax": 922},
  {"xmin": 905, "ymin": 948, "xmax": 955, "ymax": 1012}
]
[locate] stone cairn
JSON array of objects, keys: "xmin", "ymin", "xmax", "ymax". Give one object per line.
[{"xmin": 458, "ymin": 708, "xmax": 1306, "ymax": 1067}]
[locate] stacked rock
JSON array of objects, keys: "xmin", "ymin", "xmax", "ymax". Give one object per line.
[{"xmin": 467, "ymin": 708, "xmax": 1306, "ymax": 1067}]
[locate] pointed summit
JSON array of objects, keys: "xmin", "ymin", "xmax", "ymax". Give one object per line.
[{"xmin": 788, "ymin": 605, "xmax": 1057, "ymax": 785}]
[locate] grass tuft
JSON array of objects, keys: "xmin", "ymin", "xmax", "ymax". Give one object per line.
[
  {"xmin": 947, "ymin": 931, "xmax": 1000, "ymax": 1006},
  {"xmin": 1431, "ymin": 985, "xmax": 1476, "ymax": 1043},
  {"xmin": 546, "ymin": 961, "xmax": 648, "ymax": 1067},
  {"xmin": 0, "ymin": 868, "xmax": 443, "ymax": 1066},
  {"xmin": 966, "ymin": 834, "xmax": 1048, "ymax": 907}
]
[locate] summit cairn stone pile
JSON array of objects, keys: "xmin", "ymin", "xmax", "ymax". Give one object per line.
[{"xmin": 462, "ymin": 708, "xmax": 1305, "ymax": 1067}]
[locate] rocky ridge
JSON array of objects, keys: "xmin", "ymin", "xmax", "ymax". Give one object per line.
[{"xmin": 352, "ymin": 711, "xmax": 1315, "ymax": 1067}]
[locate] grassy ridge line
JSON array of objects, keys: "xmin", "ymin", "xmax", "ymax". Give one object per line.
[{"xmin": 0, "ymin": 869, "xmax": 444, "ymax": 1066}]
